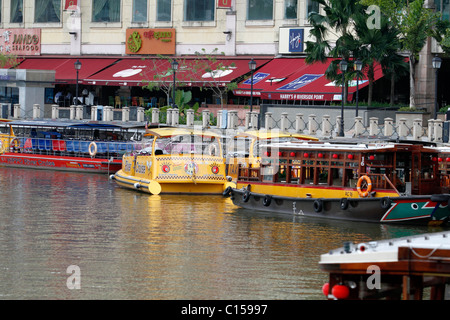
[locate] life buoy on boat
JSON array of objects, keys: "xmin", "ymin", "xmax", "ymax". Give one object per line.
[
  {"xmin": 357, "ymin": 175, "xmax": 372, "ymax": 198},
  {"xmin": 9, "ymin": 138, "xmax": 19, "ymax": 152},
  {"xmin": 89, "ymin": 142, "xmax": 97, "ymax": 157}
]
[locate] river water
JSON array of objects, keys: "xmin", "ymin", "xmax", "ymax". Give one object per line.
[{"xmin": 0, "ymin": 167, "xmax": 444, "ymax": 300}]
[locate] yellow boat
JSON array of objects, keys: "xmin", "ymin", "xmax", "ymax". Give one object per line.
[
  {"xmin": 112, "ymin": 127, "xmax": 235, "ymax": 195},
  {"xmin": 0, "ymin": 119, "xmax": 15, "ymax": 153},
  {"xmin": 226, "ymin": 129, "xmax": 318, "ymax": 181}
]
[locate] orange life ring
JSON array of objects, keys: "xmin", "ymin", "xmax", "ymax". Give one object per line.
[{"xmin": 357, "ymin": 175, "xmax": 372, "ymax": 197}]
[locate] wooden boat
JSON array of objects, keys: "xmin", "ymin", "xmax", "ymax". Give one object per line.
[
  {"xmin": 112, "ymin": 127, "xmax": 235, "ymax": 195},
  {"xmin": 319, "ymin": 230, "xmax": 450, "ymax": 300},
  {"xmin": 226, "ymin": 129, "xmax": 318, "ymax": 181},
  {"xmin": 224, "ymin": 138, "xmax": 450, "ymax": 225},
  {"xmin": 0, "ymin": 119, "xmax": 144, "ymax": 174}
]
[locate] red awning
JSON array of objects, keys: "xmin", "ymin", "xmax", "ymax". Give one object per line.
[
  {"xmin": 16, "ymin": 58, "xmax": 119, "ymax": 84},
  {"xmin": 235, "ymin": 57, "xmax": 384, "ymax": 101},
  {"xmin": 84, "ymin": 57, "xmax": 271, "ymax": 87}
]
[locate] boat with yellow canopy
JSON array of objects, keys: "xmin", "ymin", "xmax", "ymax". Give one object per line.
[
  {"xmin": 112, "ymin": 127, "xmax": 235, "ymax": 195},
  {"xmin": 226, "ymin": 129, "xmax": 318, "ymax": 181}
]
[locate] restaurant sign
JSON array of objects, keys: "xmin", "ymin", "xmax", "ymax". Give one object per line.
[
  {"xmin": 0, "ymin": 29, "xmax": 41, "ymax": 56},
  {"xmin": 126, "ymin": 28, "xmax": 175, "ymax": 55}
]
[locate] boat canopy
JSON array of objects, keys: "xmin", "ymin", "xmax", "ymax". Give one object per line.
[
  {"xmin": 144, "ymin": 127, "xmax": 222, "ymax": 139},
  {"xmin": 234, "ymin": 129, "xmax": 318, "ymax": 141}
]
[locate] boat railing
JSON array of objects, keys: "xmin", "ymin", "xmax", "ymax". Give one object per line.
[
  {"xmin": 365, "ymin": 173, "xmax": 399, "ymax": 193},
  {"xmin": 237, "ymin": 167, "xmax": 260, "ymax": 181},
  {"xmin": 9, "ymin": 136, "xmax": 141, "ymax": 160}
]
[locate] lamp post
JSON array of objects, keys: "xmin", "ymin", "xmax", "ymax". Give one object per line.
[
  {"xmin": 339, "ymin": 59, "xmax": 348, "ymax": 137},
  {"xmin": 354, "ymin": 59, "xmax": 363, "ymax": 117},
  {"xmin": 248, "ymin": 59, "xmax": 257, "ymax": 112},
  {"xmin": 432, "ymin": 55, "xmax": 442, "ymax": 119},
  {"xmin": 74, "ymin": 59, "xmax": 82, "ymax": 106},
  {"xmin": 171, "ymin": 60, "xmax": 179, "ymax": 108}
]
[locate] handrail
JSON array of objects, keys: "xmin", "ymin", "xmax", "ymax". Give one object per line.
[{"xmin": 8, "ymin": 136, "xmax": 140, "ymax": 160}]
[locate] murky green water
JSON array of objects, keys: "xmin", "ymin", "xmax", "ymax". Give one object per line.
[{"xmin": 0, "ymin": 167, "xmax": 439, "ymax": 300}]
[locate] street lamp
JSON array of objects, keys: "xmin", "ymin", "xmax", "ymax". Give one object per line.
[
  {"xmin": 432, "ymin": 55, "xmax": 442, "ymax": 119},
  {"xmin": 74, "ymin": 59, "xmax": 82, "ymax": 106},
  {"xmin": 248, "ymin": 59, "xmax": 257, "ymax": 112},
  {"xmin": 354, "ymin": 59, "xmax": 363, "ymax": 117},
  {"xmin": 339, "ymin": 59, "xmax": 348, "ymax": 137},
  {"xmin": 171, "ymin": 60, "xmax": 179, "ymax": 108}
]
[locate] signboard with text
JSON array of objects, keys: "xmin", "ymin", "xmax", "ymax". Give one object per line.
[
  {"xmin": 288, "ymin": 29, "xmax": 304, "ymax": 53},
  {"xmin": 126, "ymin": 28, "xmax": 176, "ymax": 55},
  {"xmin": 0, "ymin": 28, "xmax": 41, "ymax": 56},
  {"xmin": 277, "ymin": 74, "xmax": 322, "ymax": 91},
  {"xmin": 218, "ymin": 0, "xmax": 232, "ymax": 8}
]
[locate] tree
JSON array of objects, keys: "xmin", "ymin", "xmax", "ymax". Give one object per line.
[{"xmin": 360, "ymin": 0, "xmax": 441, "ymax": 108}]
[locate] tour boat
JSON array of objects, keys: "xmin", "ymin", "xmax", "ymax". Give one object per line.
[
  {"xmin": 226, "ymin": 129, "xmax": 318, "ymax": 181},
  {"xmin": 112, "ymin": 127, "xmax": 235, "ymax": 195},
  {"xmin": 0, "ymin": 119, "xmax": 144, "ymax": 174},
  {"xmin": 224, "ymin": 138, "xmax": 450, "ymax": 225},
  {"xmin": 320, "ymin": 230, "xmax": 450, "ymax": 300}
]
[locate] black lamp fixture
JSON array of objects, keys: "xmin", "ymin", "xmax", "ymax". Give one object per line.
[
  {"xmin": 432, "ymin": 55, "xmax": 442, "ymax": 119},
  {"xmin": 74, "ymin": 59, "xmax": 82, "ymax": 106},
  {"xmin": 338, "ymin": 59, "xmax": 348, "ymax": 137},
  {"xmin": 248, "ymin": 59, "xmax": 257, "ymax": 113},
  {"xmin": 354, "ymin": 58, "xmax": 363, "ymax": 117},
  {"xmin": 171, "ymin": 60, "xmax": 179, "ymax": 109}
]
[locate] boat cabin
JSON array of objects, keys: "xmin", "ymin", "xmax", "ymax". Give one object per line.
[{"xmin": 237, "ymin": 140, "xmax": 442, "ymax": 196}]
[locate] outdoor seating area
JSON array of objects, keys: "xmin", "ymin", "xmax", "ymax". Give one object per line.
[{"xmin": 108, "ymin": 96, "xmax": 162, "ymax": 109}]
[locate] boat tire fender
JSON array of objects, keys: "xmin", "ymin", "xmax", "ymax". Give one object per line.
[
  {"xmin": 357, "ymin": 175, "xmax": 372, "ymax": 198},
  {"xmin": 340, "ymin": 198, "xmax": 349, "ymax": 210},
  {"xmin": 380, "ymin": 197, "xmax": 391, "ymax": 209},
  {"xmin": 223, "ymin": 186, "xmax": 232, "ymax": 197},
  {"xmin": 313, "ymin": 199, "xmax": 323, "ymax": 213},
  {"xmin": 89, "ymin": 142, "xmax": 98, "ymax": 157},
  {"xmin": 263, "ymin": 195, "xmax": 272, "ymax": 207},
  {"xmin": 243, "ymin": 190, "xmax": 251, "ymax": 202}
]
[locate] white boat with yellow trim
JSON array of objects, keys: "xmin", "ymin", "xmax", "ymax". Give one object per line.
[{"xmin": 112, "ymin": 127, "xmax": 235, "ymax": 195}]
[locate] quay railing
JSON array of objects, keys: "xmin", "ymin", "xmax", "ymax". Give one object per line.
[{"xmin": 9, "ymin": 103, "xmax": 450, "ymax": 143}]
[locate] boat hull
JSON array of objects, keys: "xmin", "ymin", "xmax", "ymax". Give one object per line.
[
  {"xmin": 0, "ymin": 152, "xmax": 122, "ymax": 173},
  {"xmin": 113, "ymin": 169, "xmax": 233, "ymax": 194},
  {"xmin": 227, "ymin": 189, "xmax": 450, "ymax": 225}
]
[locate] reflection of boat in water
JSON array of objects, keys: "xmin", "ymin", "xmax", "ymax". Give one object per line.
[
  {"xmin": 320, "ymin": 231, "xmax": 450, "ymax": 300},
  {"xmin": 0, "ymin": 119, "xmax": 144, "ymax": 173},
  {"xmin": 112, "ymin": 127, "xmax": 235, "ymax": 194},
  {"xmin": 224, "ymin": 138, "xmax": 450, "ymax": 225}
]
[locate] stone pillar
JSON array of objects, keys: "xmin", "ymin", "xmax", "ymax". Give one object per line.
[
  {"xmin": 245, "ymin": 111, "xmax": 251, "ymax": 130},
  {"xmin": 434, "ymin": 119, "xmax": 443, "ymax": 142},
  {"xmin": 172, "ymin": 108, "xmax": 179, "ymax": 126},
  {"xmin": 33, "ymin": 104, "xmax": 40, "ymax": 119},
  {"xmin": 52, "ymin": 104, "xmax": 59, "ymax": 120},
  {"xmin": 250, "ymin": 111, "xmax": 259, "ymax": 129},
  {"xmin": 202, "ymin": 109, "xmax": 210, "ymax": 128},
  {"xmin": 70, "ymin": 105, "xmax": 76, "ymax": 120},
  {"xmin": 151, "ymin": 108, "xmax": 160, "ymax": 123},
  {"xmin": 354, "ymin": 116, "xmax": 364, "ymax": 136},
  {"xmin": 428, "ymin": 119, "xmax": 435, "ymax": 141},
  {"xmin": 384, "ymin": 118, "xmax": 394, "ymax": 137},
  {"xmin": 122, "ymin": 107, "xmax": 130, "ymax": 122},
  {"xmin": 186, "ymin": 109, "xmax": 194, "ymax": 127},
  {"xmin": 295, "ymin": 114, "xmax": 304, "ymax": 133},
  {"xmin": 166, "ymin": 108, "xmax": 173, "ymax": 125},
  {"xmin": 369, "ymin": 117, "xmax": 378, "ymax": 136},
  {"xmin": 280, "ymin": 112, "xmax": 289, "ymax": 132},
  {"xmin": 398, "ymin": 118, "xmax": 408, "ymax": 139},
  {"xmin": 228, "ymin": 110, "xmax": 238, "ymax": 130},
  {"xmin": 308, "ymin": 114, "xmax": 317, "ymax": 135},
  {"xmin": 265, "ymin": 112, "xmax": 273, "ymax": 130},
  {"xmin": 413, "ymin": 119, "xmax": 423, "ymax": 140},
  {"xmin": 322, "ymin": 115, "xmax": 332, "ymax": 138},
  {"xmin": 137, "ymin": 107, "xmax": 145, "ymax": 122}
]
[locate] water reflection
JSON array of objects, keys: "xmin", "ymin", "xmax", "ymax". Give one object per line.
[{"xmin": 0, "ymin": 167, "xmax": 445, "ymax": 299}]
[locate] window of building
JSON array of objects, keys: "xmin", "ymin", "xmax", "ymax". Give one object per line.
[
  {"xmin": 132, "ymin": 0, "xmax": 147, "ymax": 22},
  {"xmin": 92, "ymin": 0, "xmax": 121, "ymax": 22},
  {"xmin": 306, "ymin": 0, "xmax": 319, "ymax": 17},
  {"xmin": 11, "ymin": 0, "xmax": 23, "ymax": 23},
  {"xmin": 247, "ymin": 0, "xmax": 273, "ymax": 20},
  {"xmin": 435, "ymin": 0, "xmax": 450, "ymax": 21},
  {"xmin": 157, "ymin": 0, "xmax": 171, "ymax": 21},
  {"xmin": 184, "ymin": 0, "xmax": 214, "ymax": 21},
  {"xmin": 35, "ymin": 0, "xmax": 61, "ymax": 23},
  {"xmin": 285, "ymin": 0, "xmax": 297, "ymax": 19}
]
